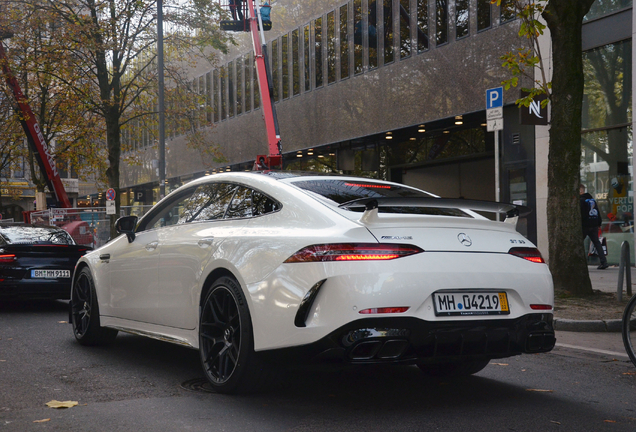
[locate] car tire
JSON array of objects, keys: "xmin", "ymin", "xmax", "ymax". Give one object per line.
[
  {"xmin": 70, "ymin": 267, "xmax": 118, "ymax": 346},
  {"xmin": 199, "ymin": 276, "xmax": 268, "ymax": 394},
  {"xmin": 417, "ymin": 358, "xmax": 490, "ymax": 377}
]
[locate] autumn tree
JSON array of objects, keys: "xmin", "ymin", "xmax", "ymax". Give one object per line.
[
  {"xmin": 497, "ymin": 0, "xmax": 596, "ymax": 295},
  {"xmin": 0, "ymin": 89, "xmax": 27, "ymax": 216},
  {"xmin": 21, "ymin": 0, "xmax": 232, "ymax": 235}
]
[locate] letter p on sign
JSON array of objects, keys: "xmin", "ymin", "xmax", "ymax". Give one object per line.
[{"xmin": 486, "ymin": 87, "xmax": 503, "ymax": 110}]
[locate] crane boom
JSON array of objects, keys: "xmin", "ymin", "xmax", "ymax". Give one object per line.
[
  {"xmin": 0, "ymin": 31, "xmax": 71, "ymax": 208},
  {"xmin": 221, "ymin": 0, "xmax": 282, "ymax": 170}
]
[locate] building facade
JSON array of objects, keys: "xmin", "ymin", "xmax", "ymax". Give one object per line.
[{"xmin": 24, "ymin": 0, "xmax": 632, "ymax": 264}]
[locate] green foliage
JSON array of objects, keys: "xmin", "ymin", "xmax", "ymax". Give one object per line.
[{"xmin": 492, "ymin": 0, "xmax": 550, "ymax": 108}]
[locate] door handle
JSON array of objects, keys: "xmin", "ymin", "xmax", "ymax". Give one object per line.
[
  {"xmin": 99, "ymin": 253, "xmax": 110, "ymax": 261},
  {"xmin": 198, "ymin": 237, "xmax": 214, "ymax": 248},
  {"xmin": 145, "ymin": 241, "xmax": 159, "ymax": 251}
]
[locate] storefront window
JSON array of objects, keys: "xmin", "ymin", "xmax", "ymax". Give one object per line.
[{"xmin": 581, "ymin": 39, "xmax": 634, "ymax": 264}]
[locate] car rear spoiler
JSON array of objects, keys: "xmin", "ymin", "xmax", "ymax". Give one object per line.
[{"xmin": 338, "ymin": 197, "xmax": 531, "ymax": 224}]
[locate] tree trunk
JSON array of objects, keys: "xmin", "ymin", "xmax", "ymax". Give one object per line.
[{"xmin": 543, "ymin": 0, "xmax": 595, "ymax": 295}]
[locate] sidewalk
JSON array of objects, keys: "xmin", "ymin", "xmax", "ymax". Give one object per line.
[{"xmin": 553, "ymin": 265, "xmax": 633, "ymax": 333}]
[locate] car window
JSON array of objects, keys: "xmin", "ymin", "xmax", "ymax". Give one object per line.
[
  {"xmin": 225, "ymin": 186, "xmax": 253, "ymax": 219},
  {"xmin": 291, "ymin": 179, "xmax": 467, "ymax": 217},
  {"xmin": 253, "ymin": 190, "xmax": 280, "ymax": 216},
  {"xmin": 190, "ymin": 183, "xmax": 237, "ymax": 221},
  {"xmin": 0, "ymin": 226, "xmax": 75, "ymax": 244},
  {"xmin": 145, "ymin": 188, "xmax": 199, "ymax": 230}
]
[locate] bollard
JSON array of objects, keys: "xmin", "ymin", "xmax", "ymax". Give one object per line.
[{"xmin": 617, "ymin": 241, "xmax": 633, "ymax": 302}]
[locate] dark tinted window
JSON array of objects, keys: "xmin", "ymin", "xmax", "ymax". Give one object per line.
[
  {"xmin": 291, "ymin": 179, "xmax": 467, "ymax": 216},
  {"xmin": 190, "ymin": 183, "xmax": 238, "ymax": 221},
  {"xmin": 0, "ymin": 226, "xmax": 75, "ymax": 245}
]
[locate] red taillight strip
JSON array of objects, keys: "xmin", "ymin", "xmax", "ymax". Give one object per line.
[
  {"xmin": 284, "ymin": 243, "xmax": 424, "ymax": 263},
  {"xmin": 530, "ymin": 304, "xmax": 553, "ymax": 310},
  {"xmin": 508, "ymin": 247, "xmax": 545, "ymax": 263},
  {"xmin": 0, "ymin": 254, "xmax": 16, "ymax": 263}
]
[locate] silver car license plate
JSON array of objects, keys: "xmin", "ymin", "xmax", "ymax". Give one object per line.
[{"xmin": 31, "ymin": 269, "xmax": 71, "ymax": 279}]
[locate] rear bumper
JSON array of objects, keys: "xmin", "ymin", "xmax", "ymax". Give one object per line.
[
  {"xmin": 0, "ymin": 280, "xmax": 72, "ymax": 300},
  {"xmin": 258, "ymin": 313, "xmax": 555, "ymax": 365}
]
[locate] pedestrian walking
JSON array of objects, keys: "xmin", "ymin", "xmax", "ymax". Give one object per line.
[
  {"xmin": 580, "ymin": 184, "xmax": 608, "ymax": 269},
  {"xmin": 230, "ymin": 0, "xmax": 244, "ymax": 21}
]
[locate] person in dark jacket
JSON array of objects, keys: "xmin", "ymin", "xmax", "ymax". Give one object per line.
[{"xmin": 580, "ymin": 184, "xmax": 608, "ymax": 269}]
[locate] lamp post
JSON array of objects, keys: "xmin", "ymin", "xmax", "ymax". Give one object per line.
[{"xmin": 157, "ymin": 0, "xmax": 166, "ymax": 199}]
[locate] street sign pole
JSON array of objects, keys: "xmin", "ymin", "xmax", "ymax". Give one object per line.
[{"xmin": 486, "ymin": 87, "xmax": 504, "ymax": 221}]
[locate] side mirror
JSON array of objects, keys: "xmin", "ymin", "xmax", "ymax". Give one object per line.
[{"xmin": 115, "ymin": 215, "xmax": 138, "ymax": 243}]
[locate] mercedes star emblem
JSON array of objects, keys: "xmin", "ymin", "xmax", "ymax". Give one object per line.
[{"xmin": 458, "ymin": 233, "xmax": 472, "ymax": 247}]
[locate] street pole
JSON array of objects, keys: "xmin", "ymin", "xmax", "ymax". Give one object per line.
[
  {"xmin": 157, "ymin": 0, "xmax": 166, "ymax": 199},
  {"xmin": 495, "ymin": 129, "xmax": 500, "ymax": 221}
]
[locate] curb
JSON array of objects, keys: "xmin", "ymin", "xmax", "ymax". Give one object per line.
[{"xmin": 554, "ymin": 318, "xmax": 623, "ymax": 333}]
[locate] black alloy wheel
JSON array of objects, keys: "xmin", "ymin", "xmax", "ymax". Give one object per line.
[
  {"xmin": 70, "ymin": 267, "xmax": 118, "ymax": 345},
  {"xmin": 199, "ymin": 276, "xmax": 265, "ymax": 394}
]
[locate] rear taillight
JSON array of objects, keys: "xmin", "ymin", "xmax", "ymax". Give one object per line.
[
  {"xmin": 0, "ymin": 254, "xmax": 16, "ymax": 263},
  {"xmin": 530, "ymin": 304, "xmax": 553, "ymax": 310},
  {"xmin": 284, "ymin": 243, "xmax": 424, "ymax": 263},
  {"xmin": 509, "ymin": 247, "xmax": 545, "ymax": 263}
]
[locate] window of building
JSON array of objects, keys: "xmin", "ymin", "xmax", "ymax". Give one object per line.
[
  {"xmin": 206, "ymin": 72, "xmax": 212, "ymax": 123},
  {"xmin": 436, "ymin": 0, "xmax": 448, "ymax": 45},
  {"xmin": 272, "ymin": 39, "xmax": 280, "ymax": 101},
  {"xmin": 228, "ymin": 61, "xmax": 235, "ymax": 117},
  {"xmin": 354, "ymin": 0, "xmax": 363, "ymax": 74},
  {"xmin": 456, "ymin": 0, "xmax": 469, "ymax": 39},
  {"xmin": 585, "ymin": 0, "xmax": 631, "ymax": 21},
  {"xmin": 253, "ymin": 53, "xmax": 260, "ymax": 108},
  {"xmin": 384, "ymin": 0, "xmax": 394, "ymax": 64},
  {"xmin": 399, "ymin": 0, "xmax": 411, "ymax": 59},
  {"xmin": 304, "ymin": 23, "xmax": 311, "ymax": 91},
  {"xmin": 417, "ymin": 0, "xmax": 428, "ymax": 51},
  {"xmin": 213, "ymin": 69, "xmax": 220, "ymax": 122},
  {"xmin": 236, "ymin": 58, "xmax": 243, "ymax": 115},
  {"xmin": 477, "ymin": 0, "xmax": 491, "ymax": 31},
  {"xmin": 198, "ymin": 75, "xmax": 205, "ymax": 126},
  {"xmin": 581, "ymin": 39, "xmax": 633, "ymax": 262},
  {"xmin": 369, "ymin": 1, "xmax": 378, "ymax": 69},
  {"xmin": 327, "ymin": 11, "xmax": 336, "ymax": 84},
  {"xmin": 314, "ymin": 17, "xmax": 323, "ymax": 87},
  {"xmin": 499, "ymin": 0, "xmax": 516, "ymax": 23},
  {"xmin": 220, "ymin": 66, "xmax": 227, "ymax": 120},
  {"xmin": 292, "ymin": 28, "xmax": 300, "ymax": 95},
  {"xmin": 282, "ymin": 34, "xmax": 290, "ymax": 98},
  {"xmin": 340, "ymin": 4, "xmax": 350, "ymax": 79},
  {"xmin": 244, "ymin": 54, "xmax": 252, "ymax": 112}
]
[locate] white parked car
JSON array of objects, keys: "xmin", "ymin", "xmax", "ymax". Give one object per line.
[{"xmin": 70, "ymin": 172, "xmax": 555, "ymax": 393}]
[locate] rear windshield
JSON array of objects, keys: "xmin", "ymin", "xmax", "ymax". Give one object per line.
[
  {"xmin": 290, "ymin": 179, "xmax": 469, "ymax": 217},
  {"xmin": 0, "ymin": 226, "xmax": 75, "ymax": 245}
]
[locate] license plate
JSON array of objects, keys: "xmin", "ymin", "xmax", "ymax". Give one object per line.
[
  {"xmin": 433, "ymin": 291, "xmax": 510, "ymax": 316},
  {"xmin": 31, "ymin": 269, "xmax": 71, "ymax": 279}
]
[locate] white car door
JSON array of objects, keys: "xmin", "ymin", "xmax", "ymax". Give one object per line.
[
  {"xmin": 107, "ymin": 229, "xmax": 159, "ymax": 322},
  {"xmin": 151, "ymin": 183, "xmax": 252, "ymax": 329}
]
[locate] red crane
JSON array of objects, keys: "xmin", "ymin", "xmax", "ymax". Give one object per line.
[
  {"xmin": 220, "ymin": 0, "xmax": 282, "ymax": 170},
  {"xmin": 0, "ymin": 28, "xmax": 72, "ymax": 208}
]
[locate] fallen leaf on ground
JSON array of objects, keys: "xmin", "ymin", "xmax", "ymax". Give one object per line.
[
  {"xmin": 550, "ymin": 421, "xmax": 561, "ymax": 425},
  {"xmin": 46, "ymin": 400, "xmax": 78, "ymax": 409},
  {"xmin": 623, "ymin": 372, "xmax": 636, "ymax": 375},
  {"xmin": 33, "ymin": 419, "xmax": 50, "ymax": 423},
  {"xmin": 57, "ymin": 321, "xmax": 67, "ymax": 324},
  {"xmin": 604, "ymin": 420, "xmax": 617, "ymax": 423},
  {"xmin": 490, "ymin": 363, "xmax": 508, "ymax": 366},
  {"xmin": 526, "ymin": 389, "xmax": 553, "ymax": 392}
]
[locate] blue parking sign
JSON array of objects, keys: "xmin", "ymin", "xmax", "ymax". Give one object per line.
[{"xmin": 486, "ymin": 87, "xmax": 503, "ymax": 109}]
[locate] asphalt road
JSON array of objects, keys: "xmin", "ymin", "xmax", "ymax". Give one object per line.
[{"xmin": 1, "ymin": 300, "xmax": 635, "ymax": 431}]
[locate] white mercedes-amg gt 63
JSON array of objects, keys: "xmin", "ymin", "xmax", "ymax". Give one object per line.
[{"xmin": 70, "ymin": 172, "xmax": 555, "ymax": 393}]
